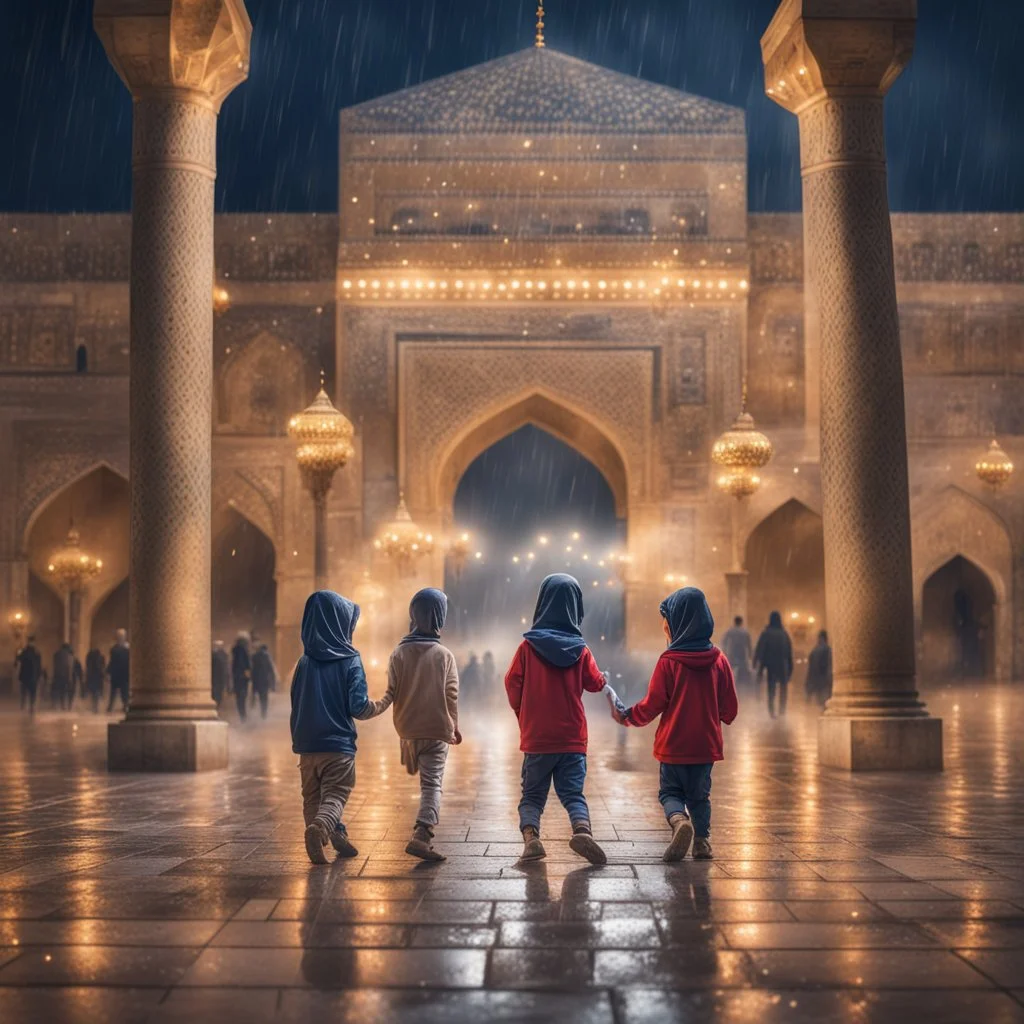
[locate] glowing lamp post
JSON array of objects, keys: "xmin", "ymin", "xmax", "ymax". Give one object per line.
[
  {"xmin": 975, "ymin": 439, "xmax": 1013, "ymax": 490},
  {"xmin": 47, "ymin": 524, "xmax": 103, "ymax": 654},
  {"xmin": 712, "ymin": 391, "xmax": 773, "ymax": 620},
  {"xmin": 288, "ymin": 380, "xmax": 355, "ymax": 590},
  {"xmin": 374, "ymin": 495, "xmax": 434, "ymax": 579}
]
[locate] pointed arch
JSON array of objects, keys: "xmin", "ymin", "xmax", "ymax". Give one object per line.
[
  {"xmin": 433, "ymin": 389, "xmax": 630, "ymax": 519},
  {"xmin": 216, "ymin": 330, "xmax": 307, "ymax": 435}
]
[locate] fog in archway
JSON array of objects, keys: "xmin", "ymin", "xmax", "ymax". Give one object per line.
[{"xmin": 448, "ymin": 424, "xmax": 625, "ymax": 672}]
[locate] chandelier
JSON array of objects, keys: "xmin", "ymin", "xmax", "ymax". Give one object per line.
[
  {"xmin": 374, "ymin": 495, "xmax": 434, "ymax": 577},
  {"xmin": 287, "ymin": 382, "xmax": 355, "ymax": 500},
  {"xmin": 47, "ymin": 524, "xmax": 103, "ymax": 592},
  {"xmin": 975, "ymin": 439, "xmax": 1013, "ymax": 489},
  {"xmin": 712, "ymin": 387, "xmax": 773, "ymax": 500}
]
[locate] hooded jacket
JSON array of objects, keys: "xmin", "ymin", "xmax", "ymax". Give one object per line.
[
  {"xmin": 522, "ymin": 573, "xmax": 587, "ymax": 668},
  {"xmin": 628, "ymin": 649, "xmax": 738, "ymax": 764},
  {"xmin": 289, "ymin": 591, "xmax": 372, "ymax": 755}
]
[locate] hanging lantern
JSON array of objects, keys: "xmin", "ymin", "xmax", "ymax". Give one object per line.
[
  {"xmin": 374, "ymin": 495, "xmax": 434, "ymax": 577},
  {"xmin": 47, "ymin": 524, "xmax": 103, "ymax": 592},
  {"xmin": 975, "ymin": 439, "xmax": 1013, "ymax": 489},
  {"xmin": 287, "ymin": 384, "xmax": 355, "ymax": 500},
  {"xmin": 712, "ymin": 388, "xmax": 773, "ymax": 500}
]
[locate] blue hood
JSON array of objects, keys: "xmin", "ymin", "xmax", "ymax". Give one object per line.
[
  {"xmin": 301, "ymin": 590, "xmax": 360, "ymax": 661},
  {"xmin": 660, "ymin": 586, "xmax": 714, "ymax": 653},
  {"xmin": 399, "ymin": 587, "xmax": 448, "ymax": 645},
  {"xmin": 523, "ymin": 573, "xmax": 587, "ymax": 668}
]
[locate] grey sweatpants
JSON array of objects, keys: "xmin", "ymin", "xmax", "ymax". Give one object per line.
[
  {"xmin": 401, "ymin": 739, "xmax": 449, "ymax": 828},
  {"xmin": 299, "ymin": 753, "xmax": 355, "ymax": 834}
]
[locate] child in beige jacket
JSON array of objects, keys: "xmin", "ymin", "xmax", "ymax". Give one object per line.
[{"xmin": 367, "ymin": 588, "xmax": 461, "ymax": 860}]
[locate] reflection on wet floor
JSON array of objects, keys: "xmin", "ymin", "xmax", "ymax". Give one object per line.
[{"xmin": 0, "ymin": 680, "xmax": 1022, "ymax": 1022}]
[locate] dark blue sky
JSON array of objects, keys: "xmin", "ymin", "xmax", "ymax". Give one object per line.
[{"xmin": 3, "ymin": 0, "xmax": 1022, "ymax": 213}]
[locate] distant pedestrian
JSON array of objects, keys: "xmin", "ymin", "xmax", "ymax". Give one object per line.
[
  {"xmin": 482, "ymin": 651, "xmax": 496, "ymax": 690},
  {"xmin": 51, "ymin": 643, "xmax": 74, "ymax": 710},
  {"xmin": 211, "ymin": 640, "xmax": 229, "ymax": 707},
  {"xmin": 721, "ymin": 616, "xmax": 753, "ymax": 688},
  {"xmin": 251, "ymin": 641, "xmax": 278, "ymax": 719},
  {"xmin": 107, "ymin": 629, "xmax": 130, "ymax": 712},
  {"xmin": 17, "ymin": 636, "xmax": 42, "ymax": 714},
  {"xmin": 753, "ymin": 611, "xmax": 793, "ymax": 718},
  {"xmin": 460, "ymin": 652, "xmax": 481, "ymax": 697},
  {"xmin": 85, "ymin": 647, "xmax": 105, "ymax": 713},
  {"xmin": 804, "ymin": 630, "xmax": 833, "ymax": 708},
  {"xmin": 231, "ymin": 632, "xmax": 252, "ymax": 722}
]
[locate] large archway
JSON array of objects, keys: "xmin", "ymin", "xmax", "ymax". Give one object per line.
[
  {"xmin": 921, "ymin": 555, "xmax": 996, "ymax": 680},
  {"xmin": 448, "ymin": 423, "xmax": 625, "ymax": 676},
  {"xmin": 211, "ymin": 508, "xmax": 277, "ymax": 655},
  {"xmin": 745, "ymin": 498, "xmax": 825, "ymax": 660},
  {"xmin": 24, "ymin": 464, "xmax": 130, "ymax": 664}
]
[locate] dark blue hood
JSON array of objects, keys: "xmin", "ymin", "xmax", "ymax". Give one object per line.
[
  {"xmin": 399, "ymin": 587, "xmax": 448, "ymax": 645},
  {"xmin": 523, "ymin": 573, "xmax": 587, "ymax": 668},
  {"xmin": 660, "ymin": 587, "xmax": 714, "ymax": 653},
  {"xmin": 301, "ymin": 590, "xmax": 360, "ymax": 661}
]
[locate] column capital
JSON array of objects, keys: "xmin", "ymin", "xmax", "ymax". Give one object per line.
[
  {"xmin": 94, "ymin": 0, "xmax": 251, "ymax": 111},
  {"xmin": 760, "ymin": 0, "xmax": 916, "ymax": 114}
]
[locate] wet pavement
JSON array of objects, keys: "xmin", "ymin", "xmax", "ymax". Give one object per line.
[{"xmin": 0, "ymin": 681, "xmax": 1022, "ymax": 1022}]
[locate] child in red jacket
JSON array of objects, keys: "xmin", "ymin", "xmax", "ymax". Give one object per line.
[
  {"xmin": 505, "ymin": 573, "xmax": 608, "ymax": 866},
  {"xmin": 616, "ymin": 586, "xmax": 738, "ymax": 862}
]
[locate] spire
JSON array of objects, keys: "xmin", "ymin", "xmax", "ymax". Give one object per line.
[{"xmin": 535, "ymin": 1, "xmax": 545, "ymax": 47}]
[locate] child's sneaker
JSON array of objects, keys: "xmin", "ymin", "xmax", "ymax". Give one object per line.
[
  {"xmin": 330, "ymin": 825, "xmax": 359, "ymax": 858},
  {"xmin": 663, "ymin": 813, "xmax": 694, "ymax": 862},
  {"xmin": 304, "ymin": 822, "xmax": 329, "ymax": 865},
  {"xmin": 406, "ymin": 822, "xmax": 446, "ymax": 862},
  {"xmin": 520, "ymin": 826, "xmax": 546, "ymax": 861},
  {"xmin": 693, "ymin": 836, "xmax": 713, "ymax": 860},
  {"xmin": 568, "ymin": 822, "xmax": 607, "ymax": 866}
]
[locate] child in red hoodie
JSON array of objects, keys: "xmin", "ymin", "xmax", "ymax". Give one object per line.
[
  {"xmin": 616, "ymin": 586, "xmax": 738, "ymax": 862},
  {"xmin": 505, "ymin": 573, "xmax": 608, "ymax": 866}
]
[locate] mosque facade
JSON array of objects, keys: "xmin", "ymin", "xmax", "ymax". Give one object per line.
[{"xmin": 0, "ymin": 46, "xmax": 1020, "ymax": 680}]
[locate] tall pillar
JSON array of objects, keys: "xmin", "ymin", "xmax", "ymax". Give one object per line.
[
  {"xmin": 95, "ymin": 1, "xmax": 251, "ymax": 771},
  {"xmin": 762, "ymin": 1, "xmax": 941, "ymax": 769}
]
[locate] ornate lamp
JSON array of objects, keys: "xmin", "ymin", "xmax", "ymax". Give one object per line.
[
  {"xmin": 975, "ymin": 439, "xmax": 1013, "ymax": 490},
  {"xmin": 288, "ymin": 376, "xmax": 356, "ymax": 590},
  {"xmin": 446, "ymin": 530, "xmax": 473, "ymax": 581},
  {"xmin": 8, "ymin": 609, "xmax": 29, "ymax": 648},
  {"xmin": 213, "ymin": 283, "xmax": 231, "ymax": 315},
  {"xmin": 374, "ymin": 494, "xmax": 434, "ymax": 578},
  {"xmin": 47, "ymin": 523, "xmax": 103, "ymax": 654}
]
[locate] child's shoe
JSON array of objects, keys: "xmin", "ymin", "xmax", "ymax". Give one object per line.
[
  {"xmin": 406, "ymin": 822, "xmax": 446, "ymax": 862},
  {"xmin": 663, "ymin": 812, "xmax": 694, "ymax": 862},
  {"xmin": 520, "ymin": 826, "xmax": 546, "ymax": 861},
  {"xmin": 568, "ymin": 821, "xmax": 607, "ymax": 866},
  {"xmin": 330, "ymin": 825, "xmax": 359, "ymax": 858},
  {"xmin": 693, "ymin": 836, "xmax": 713, "ymax": 860},
  {"xmin": 304, "ymin": 822, "xmax": 329, "ymax": 865}
]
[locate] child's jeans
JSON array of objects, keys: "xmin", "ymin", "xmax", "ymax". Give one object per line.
[
  {"xmin": 401, "ymin": 739, "xmax": 449, "ymax": 828},
  {"xmin": 299, "ymin": 753, "xmax": 355, "ymax": 835},
  {"xmin": 659, "ymin": 763, "xmax": 713, "ymax": 838},
  {"xmin": 518, "ymin": 753, "xmax": 589, "ymax": 831}
]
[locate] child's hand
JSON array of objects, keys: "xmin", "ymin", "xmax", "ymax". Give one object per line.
[{"xmin": 453, "ymin": 728, "xmax": 463, "ymax": 745}]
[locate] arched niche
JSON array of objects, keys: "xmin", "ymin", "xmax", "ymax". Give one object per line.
[
  {"xmin": 921, "ymin": 555, "xmax": 997, "ymax": 680},
  {"xmin": 216, "ymin": 332, "xmax": 307, "ymax": 436},
  {"xmin": 744, "ymin": 498, "xmax": 825, "ymax": 657}
]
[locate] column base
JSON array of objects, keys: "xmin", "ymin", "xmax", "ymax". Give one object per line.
[
  {"xmin": 108, "ymin": 719, "xmax": 228, "ymax": 772},
  {"xmin": 818, "ymin": 715, "xmax": 942, "ymax": 771}
]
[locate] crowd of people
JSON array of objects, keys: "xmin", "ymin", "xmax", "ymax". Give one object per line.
[
  {"xmin": 15, "ymin": 628, "xmax": 130, "ymax": 714},
  {"xmin": 211, "ymin": 632, "xmax": 280, "ymax": 722},
  {"xmin": 720, "ymin": 613, "xmax": 833, "ymax": 716}
]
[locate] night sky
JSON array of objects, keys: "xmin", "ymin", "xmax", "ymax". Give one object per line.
[{"xmin": 3, "ymin": 0, "xmax": 1022, "ymax": 214}]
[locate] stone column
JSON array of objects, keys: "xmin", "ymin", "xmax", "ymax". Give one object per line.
[
  {"xmin": 762, "ymin": 1, "xmax": 941, "ymax": 769},
  {"xmin": 95, "ymin": 0, "xmax": 251, "ymax": 771}
]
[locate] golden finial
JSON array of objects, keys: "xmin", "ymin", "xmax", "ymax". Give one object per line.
[{"xmin": 535, "ymin": 1, "xmax": 545, "ymax": 47}]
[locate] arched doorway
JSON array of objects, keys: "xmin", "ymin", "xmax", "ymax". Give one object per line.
[
  {"xmin": 211, "ymin": 508, "xmax": 277, "ymax": 655},
  {"xmin": 745, "ymin": 498, "xmax": 825, "ymax": 660},
  {"xmin": 921, "ymin": 555, "xmax": 996, "ymax": 680},
  {"xmin": 448, "ymin": 423, "xmax": 625, "ymax": 672},
  {"xmin": 24, "ymin": 464, "xmax": 130, "ymax": 664}
]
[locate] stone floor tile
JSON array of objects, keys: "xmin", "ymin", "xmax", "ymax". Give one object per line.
[
  {"xmin": 872, "ymin": 856, "xmax": 999, "ymax": 880},
  {"xmin": 408, "ymin": 925, "xmax": 497, "ymax": 947},
  {"xmin": 210, "ymin": 920, "xmax": 407, "ymax": 947},
  {"xmin": 488, "ymin": 948, "xmax": 592, "ymax": 988},
  {"xmin": 498, "ymin": 919, "xmax": 661, "ymax": 949},
  {"xmin": 492, "ymin": 900, "xmax": 601, "ymax": 923},
  {"xmin": 148, "ymin": 988, "xmax": 282, "ymax": 1022},
  {"xmin": 877, "ymin": 900, "xmax": 1024, "ymax": 920},
  {"xmin": 852, "ymin": 880, "xmax": 954, "ymax": 900},
  {"xmin": 0, "ymin": 945, "xmax": 202, "ymax": 987},
  {"xmin": 0, "ymin": 919, "xmax": 222, "ymax": 947},
  {"xmin": 747, "ymin": 949, "xmax": 994, "ymax": 988},
  {"xmin": 721, "ymin": 921, "xmax": 938, "ymax": 949},
  {"xmin": 783, "ymin": 901, "xmax": 895, "ymax": 922},
  {"xmin": 653, "ymin": 899, "xmax": 795, "ymax": 923},
  {"xmin": 931, "ymin": 880, "xmax": 1024, "ymax": 900},
  {"xmin": 956, "ymin": 949, "xmax": 1024, "ymax": 987},
  {"xmin": 594, "ymin": 948, "xmax": 753, "ymax": 988},
  {"xmin": 0, "ymin": 986, "xmax": 163, "ymax": 1024},
  {"xmin": 230, "ymin": 898, "xmax": 279, "ymax": 921}
]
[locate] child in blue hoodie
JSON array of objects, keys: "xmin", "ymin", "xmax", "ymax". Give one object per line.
[{"xmin": 290, "ymin": 590, "xmax": 375, "ymax": 865}]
